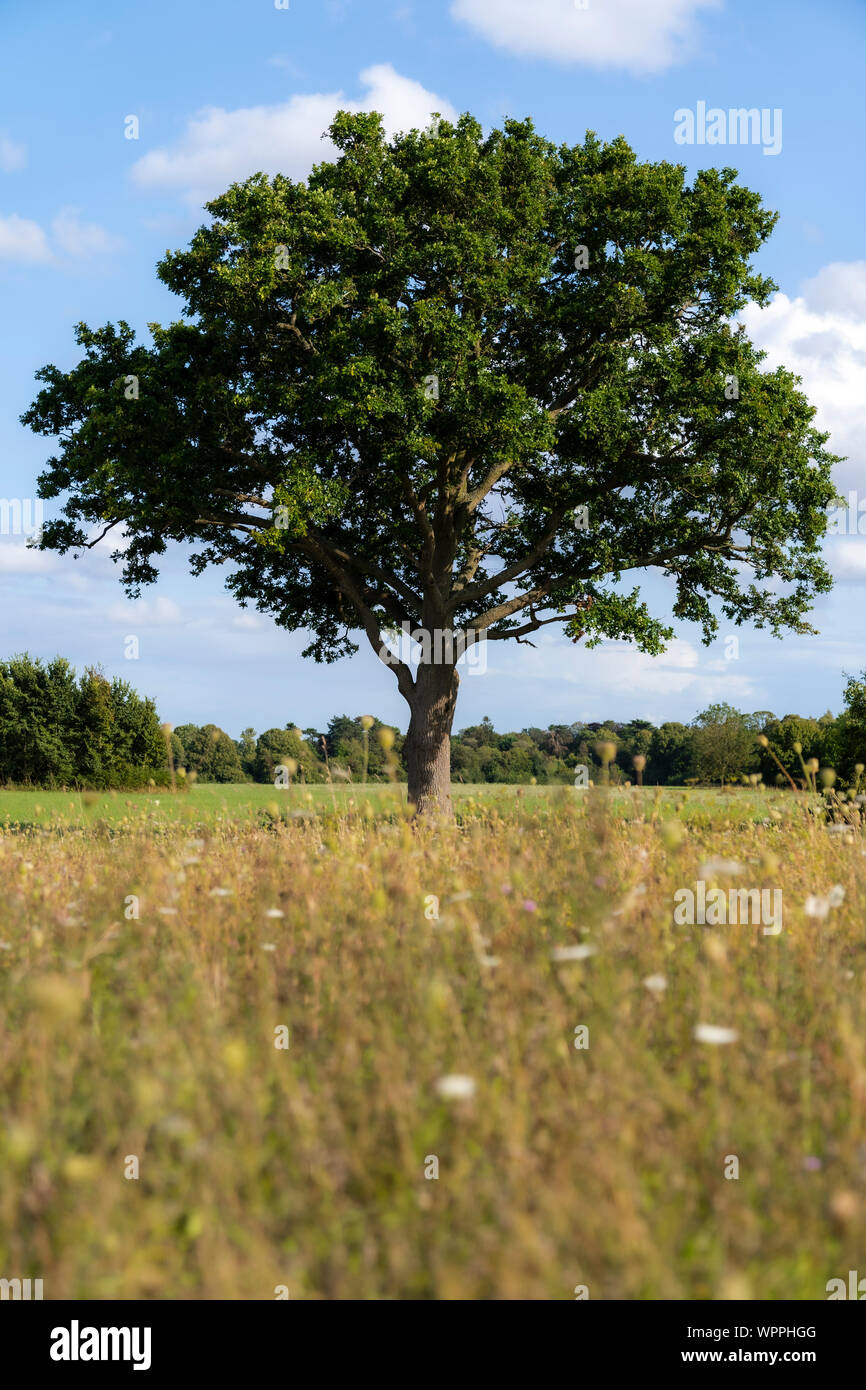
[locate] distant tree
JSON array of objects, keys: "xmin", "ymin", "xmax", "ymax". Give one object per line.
[
  {"xmin": 758, "ymin": 714, "xmax": 824, "ymax": 785},
  {"xmin": 837, "ymin": 675, "xmax": 866, "ymax": 779},
  {"xmin": 691, "ymin": 703, "xmax": 757, "ymax": 784},
  {"xmin": 237, "ymin": 726, "xmax": 257, "ymax": 778},
  {"xmin": 76, "ymin": 668, "xmax": 117, "ymax": 785},
  {"xmin": 109, "ymin": 677, "xmax": 167, "ymax": 774},
  {"xmin": 174, "ymin": 724, "xmax": 246, "ymax": 782},
  {"xmin": 0, "ymin": 654, "xmax": 166, "ymax": 787},
  {"xmin": 0, "ymin": 654, "xmax": 78, "ymax": 784},
  {"xmin": 254, "ymin": 726, "xmax": 322, "ymax": 783}
]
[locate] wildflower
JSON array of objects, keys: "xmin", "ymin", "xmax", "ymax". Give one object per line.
[
  {"xmin": 435, "ymin": 1074, "xmax": 476, "ymax": 1100},
  {"xmin": 694, "ymin": 1023, "xmax": 738, "ymax": 1045},
  {"xmin": 523, "ymin": 899, "xmax": 537, "ymax": 912},
  {"xmin": 209, "ymin": 887, "xmax": 232, "ymax": 898},
  {"xmin": 643, "ymin": 973, "xmax": 667, "ymax": 993},
  {"xmin": 699, "ymin": 857, "xmax": 744, "ymax": 877},
  {"xmin": 551, "ymin": 944, "xmax": 596, "ymax": 962},
  {"xmin": 828, "ymin": 884, "xmax": 845, "ymax": 907},
  {"xmin": 804, "ymin": 895, "xmax": 830, "ymax": 919},
  {"xmin": 265, "ymin": 908, "xmax": 285, "ymax": 918},
  {"xmin": 262, "ymin": 943, "xmax": 276, "ymax": 952},
  {"xmin": 802, "ymin": 1156, "xmax": 823, "ymax": 1172}
]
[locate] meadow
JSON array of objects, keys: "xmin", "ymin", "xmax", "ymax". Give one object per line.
[
  {"xmin": 0, "ymin": 783, "xmax": 863, "ymax": 1300},
  {"xmin": 0, "ymin": 780, "xmax": 805, "ymax": 833}
]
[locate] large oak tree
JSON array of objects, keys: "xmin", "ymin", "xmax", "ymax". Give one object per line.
[{"xmin": 24, "ymin": 113, "xmax": 839, "ymax": 814}]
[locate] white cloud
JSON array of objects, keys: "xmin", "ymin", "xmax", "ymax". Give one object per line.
[
  {"xmin": 0, "ymin": 208, "xmax": 118, "ymax": 265},
  {"xmin": 0, "ymin": 131, "xmax": 27, "ymax": 173},
  {"xmin": 51, "ymin": 207, "xmax": 121, "ymax": 257},
  {"xmin": 0, "ymin": 213, "xmax": 52, "ymax": 264},
  {"xmin": 106, "ymin": 597, "xmax": 184, "ymax": 626},
  {"xmin": 486, "ymin": 633, "xmax": 757, "ymax": 708},
  {"xmin": 740, "ymin": 261, "xmax": 866, "ymax": 497},
  {"xmin": 0, "ymin": 541, "xmax": 61, "ymax": 574},
  {"xmin": 801, "ymin": 261, "xmax": 866, "ymax": 322},
  {"xmin": 450, "ymin": 0, "xmax": 720, "ymax": 74},
  {"xmin": 130, "ymin": 64, "xmax": 457, "ymax": 203},
  {"xmin": 826, "ymin": 540, "xmax": 866, "ymax": 584}
]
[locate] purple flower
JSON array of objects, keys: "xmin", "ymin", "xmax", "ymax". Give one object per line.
[{"xmin": 522, "ymin": 899, "xmax": 537, "ymax": 912}]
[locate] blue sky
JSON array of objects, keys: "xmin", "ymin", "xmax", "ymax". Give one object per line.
[{"xmin": 1, "ymin": 0, "xmax": 865, "ymax": 736}]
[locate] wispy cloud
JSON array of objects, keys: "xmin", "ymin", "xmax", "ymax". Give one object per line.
[{"xmin": 0, "ymin": 131, "xmax": 27, "ymax": 173}]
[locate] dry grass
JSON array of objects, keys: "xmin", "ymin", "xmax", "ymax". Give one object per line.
[{"xmin": 0, "ymin": 790, "xmax": 864, "ymax": 1299}]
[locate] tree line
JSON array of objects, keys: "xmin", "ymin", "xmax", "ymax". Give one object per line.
[
  {"xmin": 0, "ymin": 654, "xmax": 166, "ymax": 787},
  {"xmin": 5, "ymin": 653, "xmax": 866, "ymax": 791}
]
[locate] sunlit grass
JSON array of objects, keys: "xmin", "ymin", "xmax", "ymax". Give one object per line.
[
  {"xmin": 0, "ymin": 780, "xmax": 806, "ymax": 833},
  {"xmin": 0, "ymin": 789, "xmax": 861, "ymax": 1299}
]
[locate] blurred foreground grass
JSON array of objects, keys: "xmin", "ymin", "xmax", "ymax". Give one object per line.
[{"xmin": 0, "ymin": 788, "xmax": 863, "ymax": 1299}]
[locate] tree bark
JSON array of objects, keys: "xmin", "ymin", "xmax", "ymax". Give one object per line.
[{"xmin": 404, "ymin": 662, "xmax": 460, "ymax": 818}]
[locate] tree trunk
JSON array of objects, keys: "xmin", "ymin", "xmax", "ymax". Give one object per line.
[{"xmin": 404, "ymin": 662, "xmax": 459, "ymax": 818}]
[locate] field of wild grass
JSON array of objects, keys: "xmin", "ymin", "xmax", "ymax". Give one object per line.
[{"xmin": 1, "ymin": 786, "xmax": 864, "ymax": 1299}]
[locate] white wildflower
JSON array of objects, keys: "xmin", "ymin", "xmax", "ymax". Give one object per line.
[
  {"xmin": 435, "ymin": 1075, "xmax": 476, "ymax": 1100},
  {"xmin": 694, "ymin": 1024, "xmax": 738, "ymax": 1045},
  {"xmin": 551, "ymin": 944, "xmax": 597, "ymax": 962},
  {"xmin": 699, "ymin": 858, "xmax": 744, "ymax": 877},
  {"xmin": 804, "ymin": 895, "xmax": 830, "ymax": 919}
]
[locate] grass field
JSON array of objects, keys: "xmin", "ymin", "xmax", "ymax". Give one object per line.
[
  {"xmin": 1, "ymin": 784, "xmax": 862, "ymax": 1299},
  {"xmin": 0, "ymin": 780, "xmax": 808, "ymax": 832}
]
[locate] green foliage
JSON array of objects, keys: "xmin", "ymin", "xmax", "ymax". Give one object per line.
[
  {"xmin": 836, "ymin": 674, "xmax": 866, "ymax": 779},
  {"xmin": 690, "ymin": 703, "xmax": 760, "ymax": 785},
  {"xmin": 0, "ymin": 654, "xmax": 167, "ymax": 788},
  {"xmin": 173, "ymin": 724, "xmax": 247, "ymax": 783},
  {"xmin": 23, "ymin": 111, "xmax": 839, "ymax": 757},
  {"xmin": 253, "ymin": 726, "xmax": 323, "ymax": 783}
]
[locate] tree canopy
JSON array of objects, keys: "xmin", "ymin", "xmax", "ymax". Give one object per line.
[{"xmin": 23, "ymin": 112, "xmax": 840, "ymax": 812}]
